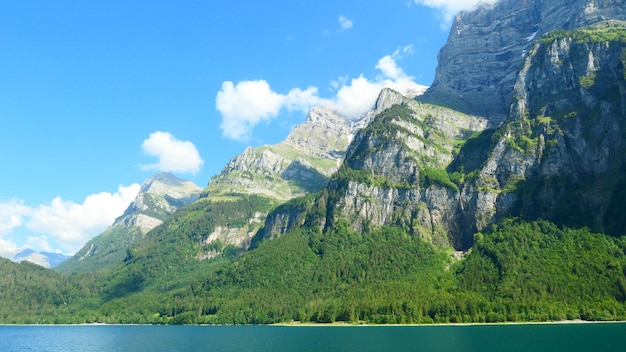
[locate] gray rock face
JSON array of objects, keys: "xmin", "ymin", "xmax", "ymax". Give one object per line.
[
  {"xmin": 423, "ymin": 0, "xmax": 626, "ymax": 125},
  {"xmin": 260, "ymin": 91, "xmax": 489, "ymax": 249},
  {"xmin": 115, "ymin": 172, "xmax": 203, "ymax": 233},
  {"xmin": 204, "ymin": 107, "xmax": 358, "ymax": 201},
  {"xmin": 500, "ymin": 25, "xmax": 626, "ymax": 233}
]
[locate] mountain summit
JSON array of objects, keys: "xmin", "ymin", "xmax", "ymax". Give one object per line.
[
  {"xmin": 204, "ymin": 106, "xmax": 355, "ymax": 201},
  {"xmin": 115, "ymin": 172, "xmax": 203, "ymax": 232},
  {"xmin": 56, "ymin": 172, "xmax": 202, "ymax": 273}
]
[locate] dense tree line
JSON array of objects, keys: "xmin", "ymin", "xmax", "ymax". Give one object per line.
[{"xmin": 2, "ymin": 208, "xmax": 626, "ymax": 324}]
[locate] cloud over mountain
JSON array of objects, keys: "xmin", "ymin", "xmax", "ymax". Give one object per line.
[
  {"xmin": 414, "ymin": 0, "xmax": 499, "ymax": 24},
  {"xmin": 0, "ymin": 184, "xmax": 140, "ymax": 256},
  {"xmin": 141, "ymin": 131, "xmax": 204, "ymax": 175},
  {"xmin": 216, "ymin": 51, "xmax": 427, "ymax": 141},
  {"xmin": 216, "ymin": 81, "xmax": 326, "ymax": 141}
]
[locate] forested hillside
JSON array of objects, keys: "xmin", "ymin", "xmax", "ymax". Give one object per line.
[{"xmin": 34, "ymin": 219, "xmax": 621, "ymax": 325}]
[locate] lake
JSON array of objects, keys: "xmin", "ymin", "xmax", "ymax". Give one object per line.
[{"xmin": 0, "ymin": 323, "xmax": 624, "ymax": 351}]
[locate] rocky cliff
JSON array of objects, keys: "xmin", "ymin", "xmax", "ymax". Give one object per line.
[
  {"xmin": 260, "ymin": 89, "xmax": 489, "ymax": 248},
  {"xmin": 491, "ymin": 23, "xmax": 626, "ymax": 234},
  {"xmin": 259, "ymin": 21, "xmax": 626, "ymax": 250},
  {"xmin": 116, "ymin": 172, "xmax": 203, "ymax": 232},
  {"xmin": 56, "ymin": 172, "xmax": 202, "ymax": 273},
  {"xmin": 422, "ymin": 0, "xmax": 626, "ymax": 125}
]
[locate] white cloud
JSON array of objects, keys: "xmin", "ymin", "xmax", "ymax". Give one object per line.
[
  {"xmin": 26, "ymin": 184, "xmax": 140, "ymax": 253},
  {"xmin": 216, "ymin": 80, "xmax": 286, "ymax": 141},
  {"xmin": 414, "ymin": 0, "xmax": 499, "ymax": 25},
  {"xmin": 0, "ymin": 199, "xmax": 31, "ymax": 236},
  {"xmin": 376, "ymin": 56, "xmax": 404, "ymax": 80},
  {"xmin": 141, "ymin": 131, "xmax": 204, "ymax": 174},
  {"xmin": 329, "ymin": 52, "xmax": 426, "ymax": 118},
  {"xmin": 284, "ymin": 86, "xmax": 330, "ymax": 113},
  {"xmin": 0, "ymin": 184, "xmax": 140, "ymax": 256},
  {"xmin": 0, "ymin": 237, "xmax": 20, "ymax": 258},
  {"xmin": 0, "ymin": 200, "xmax": 32, "ymax": 257},
  {"xmin": 26, "ymin": 235, "xmax": 52, "ymax": 253},
  {"xmin": 331, "ymin": 75, "xmax": 388, "ymax": 118},
  {"xmin": 338, "ymin": 15, "xmax": 353, "ymax": 30},
  {"xmin": 215, "ymin": 48, "xmax": 428, "ymax": 140},
  {"xmin": 216, "ymin": 81, "xmax": 330, "ymax": 141}
]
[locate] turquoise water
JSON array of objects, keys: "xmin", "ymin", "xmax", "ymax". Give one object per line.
[{"xmin": 0, "ymin": 323, "xmax": 624, "ymax": 352}]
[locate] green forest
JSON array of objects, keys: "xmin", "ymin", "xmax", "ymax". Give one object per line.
[{"xmin": 2, "ymin": 214, "xmax": 626, "ymax": 325}]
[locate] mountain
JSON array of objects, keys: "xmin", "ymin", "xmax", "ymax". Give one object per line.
[
  {"xmin": 204, "ymin": 106, "xmax": 353, "ymax": 202},
  {"xmin": 192, "ymin": 106, "xmax": 372, "ymax": 258},
  {"xmin": 261, "ymin": 2, "xmax": 626, "ymax": 250},
  {"xmin": 12, "ymin": 249, "xmax": 70, "ymax": 269},
  {"xmin": 55, "ymin": 172, "xmax": 202, "ymax": 273},
  {"xmin": 173, "ymin": 2, "xmax": 626, "ymax": 323},
  {"xmin": 258, "ymin": 89, "xmax": 489, "ymax": 249},
  {"xmin": 3, "ymin": 0, "xmax": 626, "ymax": 325},
  {"xmin": 422, "ymin": 0, "xmax": 626, "ymax": 125}
]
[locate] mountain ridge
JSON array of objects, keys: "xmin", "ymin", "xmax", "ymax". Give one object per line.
[
  {"xmin": 11, "ymin": 249, "xmax": 70, "ymax": 269},
  {"xmin": 55, "ymin": 172, "xmax": 202, "ymax": 273}
]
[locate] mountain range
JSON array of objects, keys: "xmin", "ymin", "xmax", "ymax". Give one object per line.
[
  {"xmin": 11, "ymin": 249, "xmax": 70, "ymax": 269},
  {"xmin": 1, "ymin": 0, "xmax": 626, "ymax": 325}
]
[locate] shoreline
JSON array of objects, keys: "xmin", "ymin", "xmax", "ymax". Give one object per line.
[
  {"xmin": 2, "ymin": 320, "xmax": 626, "ymax": 327},
  {"xmin": 271, "ymin": 319, "xmax": 626, "ymax": 327}
]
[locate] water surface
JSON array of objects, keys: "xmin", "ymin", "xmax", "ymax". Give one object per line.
[{"xmin": 0, "ymin": 323, "xmax": 623, "ymax": 352}]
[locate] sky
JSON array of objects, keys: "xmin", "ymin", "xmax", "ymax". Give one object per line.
[{"xmin": 0, "ymin": 0, "xmax": 498, "ymax": 257}]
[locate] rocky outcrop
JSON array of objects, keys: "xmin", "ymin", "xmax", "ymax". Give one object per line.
[
  {"xmin": 497, "ymin": 24, "xmax": 626, "ymax": 234},
  {"xmin": 12, "ymin": 249, "xmax": 70, "ymax": 269},
  {"xmin": 422, "ymin": 0, "xmax": 626, "ymax": 125}
]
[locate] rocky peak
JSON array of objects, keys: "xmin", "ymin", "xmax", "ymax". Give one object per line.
[
  {"xmin": 204, "ymin": 105, "xmax": 360, "ymax": 201},
  {"xmin": 422, "ymin": 0, "xmax": 626, "ymax": 125},
  {"xmin": 374, "ymin": 88, "xmax": 411, "ymax": 112},
  {"xmin": 283, "ymin": 106, "xmax": 352, "ymax": 159},
  {"xmin": 113, "ymin": 172, "xmax": 202, "ymax": 232},
  {"xmin": 12, "ymin": 249, "xmax": 70, "ymax": 269},
  {"xmin": 138, "ymin": 172, "xmax": 201, "ymax": 198}
]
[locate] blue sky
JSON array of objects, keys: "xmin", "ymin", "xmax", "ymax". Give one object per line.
[{"xmin": 0, "ymin": 0, "xmax": 497, "ymax": 256}]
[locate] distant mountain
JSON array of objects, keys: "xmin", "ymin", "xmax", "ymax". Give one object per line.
[
  {"xmin": 12, "ymin": 249, "xmax": 70, "ymax": 269},
  {"xmin": 55, "ymin": 172, "xmax": 202, "ymax": 273}
]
